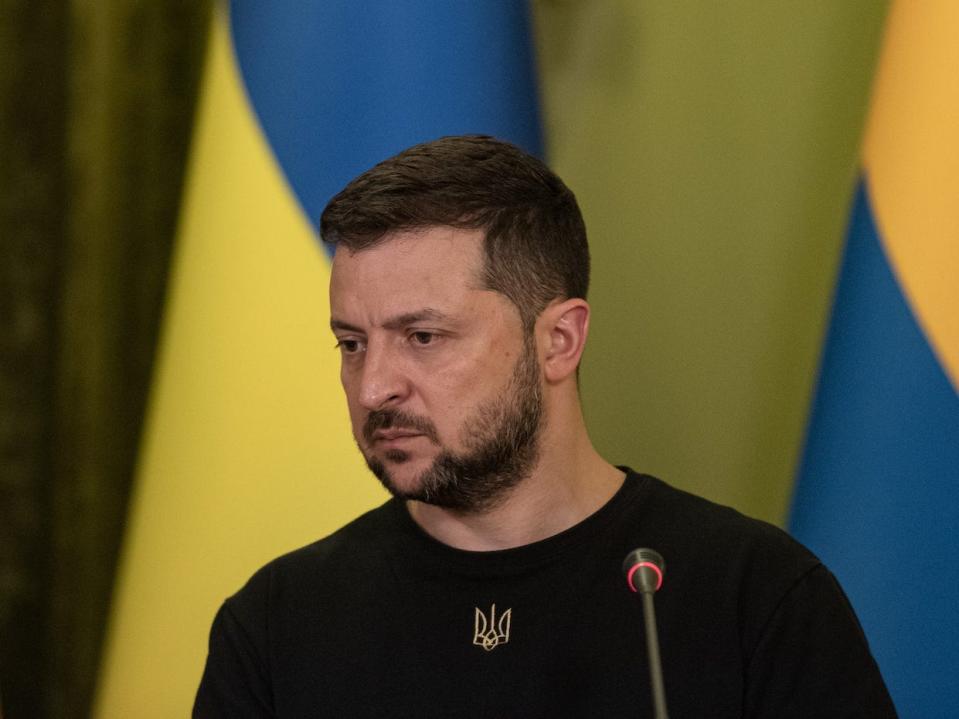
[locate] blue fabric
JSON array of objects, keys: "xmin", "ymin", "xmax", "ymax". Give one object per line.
[
  {"xmin": 791, "ymin": 179, "xmax": 959, "ymax": 718},
  {"xmin": 228, "ymin": 0, "xmax": 543, "ymax": 238}
]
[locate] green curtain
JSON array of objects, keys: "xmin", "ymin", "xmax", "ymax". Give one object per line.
[{"xmin": 0, "ymin": 2, "xmax": 209, "ymax": 716}]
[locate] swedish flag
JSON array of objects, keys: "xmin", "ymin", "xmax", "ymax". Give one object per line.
[{"xmin": 791, "ymin": 3, "xmax": 959, "ymax": 716}]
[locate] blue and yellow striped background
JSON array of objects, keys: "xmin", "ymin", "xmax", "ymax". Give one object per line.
[
  {"xmin": 792, "ymin": 3, "xmax": 959, "ymax": 716},
  {"xmin": 95, "ymin": 2, "xmax": 957, "ymax": 716}
]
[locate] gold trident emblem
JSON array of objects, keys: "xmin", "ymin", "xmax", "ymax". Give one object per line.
[{"xmin": 473, "ymin": 603, "xmax": 512, "ymax": 651}]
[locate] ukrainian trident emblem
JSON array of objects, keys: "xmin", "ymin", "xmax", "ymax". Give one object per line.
[{"xmin": 473, "ymin": 603, "xmax": 511, "ymax": 651}]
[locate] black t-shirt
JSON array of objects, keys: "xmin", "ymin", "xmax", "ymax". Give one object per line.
[{"xmin": 194, "ymin": 471, "xmax": 897, "ymax": 717}]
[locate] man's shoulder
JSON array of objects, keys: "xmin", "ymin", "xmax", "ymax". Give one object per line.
[
  {"xmin": 277, "ymin": 498, "xmax": 397, "ymax": 566},
  {"xmin": 628, "ymin": 473, "xmax": 830, "ymax": 658},
  {"xmin": 227, "ymin": 499, "xmax": 397, "ymax": 608},
  {"xmin": 638, "ymin": 472, "xmax": 811, "ymax": 545},
  {"xmin": 629, "ymin": 472, "xmax": 821, "ymax": 588}
]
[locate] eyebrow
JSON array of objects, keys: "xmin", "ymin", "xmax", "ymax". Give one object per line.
[{"xmin": 330, "ymin": 308, "xmax": 452, "ymax": 334}]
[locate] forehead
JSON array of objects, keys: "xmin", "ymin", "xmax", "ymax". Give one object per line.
[{"xmin": 329, "ymin": 226, "xmax": 486, "ymax": 304}]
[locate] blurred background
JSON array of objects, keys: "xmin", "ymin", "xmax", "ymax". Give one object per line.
[
  {"xmin": 2, "ymin": 2, "xmax": 210, "ymax": 716},
  {"xmin": 1, "ymin": 1, "xmax": 892, "ymax": 717}
]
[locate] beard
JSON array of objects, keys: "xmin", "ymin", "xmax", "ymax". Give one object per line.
[{"xmin": 359, "ymin": 338, "xmax": 544, "ymax": 514}]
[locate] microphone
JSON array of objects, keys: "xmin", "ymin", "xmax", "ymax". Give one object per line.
[
  {"xmin": 623, "ymin": 548, "xmax": 669, "ymax": 719},
  {"xmin": 623, "ymin": 548, "xmax": 665, "ymax": 594}
]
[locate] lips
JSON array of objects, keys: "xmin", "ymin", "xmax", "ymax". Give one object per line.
[
  {"xmin": 363, "ymin": 409, "xmax": 439, "ymax": 445},
  {"xmin": 372, "ymin": 429, "xmax": 423, "ymax": 443}
]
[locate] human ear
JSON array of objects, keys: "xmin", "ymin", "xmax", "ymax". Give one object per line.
[{"xmin": 539, "ymin": 298, "xmax": 590, "ymax": 383}]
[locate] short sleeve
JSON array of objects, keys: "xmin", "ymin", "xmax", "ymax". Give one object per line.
[
  {"xmin": 744, "ymin": 564, "xmax": 898, "ymax": 718},
  {"xmin": 193, "ymin": 599, "xmax": 274, "ymax": 718}
]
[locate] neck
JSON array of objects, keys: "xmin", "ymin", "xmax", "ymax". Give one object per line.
[{"xmin": 406, "ymin": 410, "xmax": 625, "ymax": 551}]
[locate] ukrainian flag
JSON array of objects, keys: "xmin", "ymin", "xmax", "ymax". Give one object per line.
[
  {"xmin": 94, "ymin": 2, "xmax": 542, "ymax": 715},
  {"xmin": 790, "ymin": 2, "xmax": 959, "ymax": 716}
]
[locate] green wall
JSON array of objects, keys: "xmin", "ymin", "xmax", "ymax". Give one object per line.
[{"xmin": 534, "ymin": 1, "xmax": 889, "ymax": 524}]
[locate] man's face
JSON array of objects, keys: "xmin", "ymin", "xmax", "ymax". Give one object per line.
[{"xmin": 329, "ymin": 227, "xmax": 543, "ymax": 513}]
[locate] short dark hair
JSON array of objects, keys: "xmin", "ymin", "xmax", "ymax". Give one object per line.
[{"xmin": 320, "ymin": 135, "xmax": 589, "ymax": 329}]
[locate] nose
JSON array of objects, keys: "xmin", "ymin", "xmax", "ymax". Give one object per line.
[{"xmin": 357, "ymin": 342, "xmax": 408, "ymax": 411}]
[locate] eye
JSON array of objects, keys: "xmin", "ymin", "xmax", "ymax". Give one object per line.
[
  {"xmin": 334, "ymin": 338, "xmax": 364, "ymax": 354},
  {"xmin": 410, "ymin": 331, "xmax": 436, "ymax": 346}
]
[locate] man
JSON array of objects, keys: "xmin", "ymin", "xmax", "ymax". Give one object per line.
[{"xmin": 194, "ymin": 135, "xmax": 896, "ymax": 717}]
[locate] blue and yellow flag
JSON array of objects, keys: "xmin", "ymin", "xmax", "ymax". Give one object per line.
[
  {"xmin": 95, "ymin": 3, "xmax": 542, "ymax": 715},
  {"xmin": 790, "ymin": 2, "xmax": 959, "ymax": 716}
]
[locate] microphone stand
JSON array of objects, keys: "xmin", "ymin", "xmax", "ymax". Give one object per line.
[
  {"xmin": 623, "ymin": 548, "xmax": 669, "ymax": 719},
  {"xmin": 640, "ymin": 591, "xmax": 669, "ymax": 719}
]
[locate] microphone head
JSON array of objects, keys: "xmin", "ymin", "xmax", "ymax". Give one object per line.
[{"xmin": 623, "ymin": 548, "xmax": 665, "ymax": 593}]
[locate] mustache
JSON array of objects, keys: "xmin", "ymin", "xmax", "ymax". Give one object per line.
[{"xmin": 363, "ymin": 409, "xmax": 440, "ymax": 444}]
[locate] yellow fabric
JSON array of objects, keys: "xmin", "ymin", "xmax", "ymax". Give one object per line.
[
  {"xmin": 93, "ymin": 11, "xmax": 384, "ymax": 717},
  {"xmin": 863, "ymin": 0, "xmax": 959, "ymax": 390}
]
